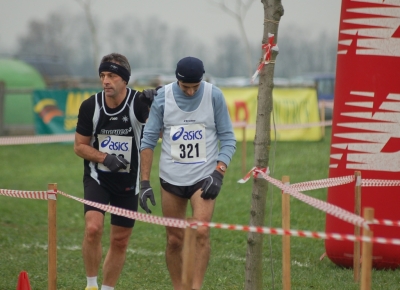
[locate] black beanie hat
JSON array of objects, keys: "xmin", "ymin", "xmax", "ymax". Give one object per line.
[{"xmin": 175, "ymin": 57, "xmax": 205, "ymax": 83}]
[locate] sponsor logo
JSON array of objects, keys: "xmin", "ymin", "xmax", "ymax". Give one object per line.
[
  {"xmin": 100, "ymin": 136, "xmax": 129, "ymax": 151},
  {"xmin": 172, "ymin": 127, "xmax": 203, "ymax": 141},
  {"xmin": 109, "ymin": 116, "xmax": 118, "ymax": 121},
  {"xmin": 110, "ymin": 64, "xmax": 118, "ymax": 71},
  {"xmin": 183, "ymin": 119, "xmax": 196, "ymax": 123},
  {"xmin": 100, "ymin": 127, "xmax": 132, "ymax": 135}
]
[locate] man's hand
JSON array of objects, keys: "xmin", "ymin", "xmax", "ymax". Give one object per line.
[
  {"xmin": 139, "ymin": 180, "xmax": 156, "ymax": 214},
  {"xmin": 139, "ymin": 89, "xmax": 158, "ymax": 107},
  {"xmin": 200, "ymin": 170, "xmax": 224, "ymax": 200},
  {"xmin": 103, "ymin": 154, "xmax": 129, "ymax": 172}
]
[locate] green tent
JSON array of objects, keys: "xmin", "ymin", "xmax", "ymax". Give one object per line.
[{"xmin": 0, "ymin": 58, "xmax": 46, "ymax": 130}]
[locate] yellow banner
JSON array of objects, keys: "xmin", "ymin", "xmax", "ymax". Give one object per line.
[
  {"xmin": 222, "ymin": 87, "xmax": 322, "ymax": 141},
  {"xmin": 136, "ymin": 85, "xmax": 322, "ymax": 141}
]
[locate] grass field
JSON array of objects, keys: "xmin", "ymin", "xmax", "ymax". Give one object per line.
[{"xmin": 1, "ymin": 127, "xmax": 400, "ymax": 289}]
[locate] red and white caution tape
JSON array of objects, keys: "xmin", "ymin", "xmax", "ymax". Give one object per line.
[
  {"xmin": 0, "ymin": 188, "xmax": 48, "ymax": 200},
  {"xmin": 1, "ymin": 120, "xmax": 335, "ymax": 146},
  {"xmin": 3, "ymin": 187, "xmax": 400, "ymax": 245},
  {"xmin": 361, "ymin": 179, "xmax": 400, "ymax": 187},
  {"xmin": 0, "ymin": 133, "xmax": 74, "ymax": 146},
  {"xmin": 57, "ymin": 191, "xmax": 187, "ymax": 229},
  {"xmin": 251, "ymin": 33, "xmax": 279, "ymax": 83},
  {"xmin": 239, "ymin": 168, "xmax": 369, "ymax": 229},
  {"xmin": 291, "ymin": 175, "xmax": 354, "ymax": 192},
  {"xmin": 373, "ymin": 219, "xmax": 400, "ymax": 227},
  {"xmin": 232, "ymin": 121, "xmax": 333, "ymax": 131},
  {"xmin": 238, "ymin": 167, "xmax": 269, "ymax": 183},
  {"xmin": 195, "ymin": 221, "xmax": 400, "ymax": 246},
  {"xmin": 256, "ymin": 169, "xmax": 368, "ymax": 228}
]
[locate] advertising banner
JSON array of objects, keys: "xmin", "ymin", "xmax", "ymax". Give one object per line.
[
  {"xmin": 326, "ymin": 0, "xmax": 400, "ymax": 269},
  {"xmin": 222, "ymin": 87, "xmax": 322, "ymax": 141},
  {"xmin": 33, "ymin": 90, "xmax": 96, "ymax": 134},
  {"xmin": 33, "ymin": 87, "xmax": 322, "ymax": 141}
]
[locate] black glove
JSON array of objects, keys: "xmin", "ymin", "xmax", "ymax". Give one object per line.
[
  {"xmin": 139, "ymin": 89, "xmax": 158, "ymax": 107},
  {"xmin": 139, "ymin": 180, "xmax": 156, "ymax": 214},
  {"xmin": 200, "ymin": 170, "xmax": 224, "ymax": 200},
  {"xmin": 102, "ymin": 154, "xmax": 129, "ymax": 173}
]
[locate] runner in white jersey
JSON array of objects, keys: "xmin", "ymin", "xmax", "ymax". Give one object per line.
[
  {"xmin": 139, "ymin": 56, "xmax": 236, "ymax": 290},
  {"xmin": 74, "ymin": 53, "xmax": 157, "ymax": 290}
]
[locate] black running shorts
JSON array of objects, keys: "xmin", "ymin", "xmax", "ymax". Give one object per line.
[
  {"xmin": 159, "ymin": 178, "xmax": 204, "ymax": 199},
  {"xmin": 83, "ymin": 176, "xmax": 138, "ymax": 228}
]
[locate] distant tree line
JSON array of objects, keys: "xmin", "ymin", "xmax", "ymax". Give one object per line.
[{"xmin": 4, "ymin": 10, "xmax": 337, "ymax": 80}]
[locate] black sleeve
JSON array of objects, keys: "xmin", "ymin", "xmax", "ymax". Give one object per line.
[
  {"xmin": 134, "ymin": 92, "xmax": 150, "ymax": 123},
  {"xmin": 76, "ymin": 95, "xmax": 96, "ymax": 136}
]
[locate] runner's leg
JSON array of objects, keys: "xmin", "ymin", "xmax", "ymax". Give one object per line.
[
  {"xmin": 161, "ymin": 186, "xmax": 188, "ymax": 289},
  {"xmin": 102, "ymin": 225, "xmax": 133, "ymax": 287},
  {"xmin": 190, "ymin": 189, "xmax": 216, "ymax": 289},
  {"xmin": 83, "ymin": 211, "xmax": 105, "ymax": 278}
]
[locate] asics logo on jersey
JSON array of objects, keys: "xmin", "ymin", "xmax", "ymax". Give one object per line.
[
  {"xmin": 100, "ymin": 136, "xmax": 129, "ymax": 151},
  {"xmin": 109, "ymin": 117, "xmax": 118, "ymax": 121},
  {"xmin": 172, "ymin": 127, "xmax": 203, "ymax": 141},
  {"xmin": 184, "ymin": 119, "xmax": 195, "ymax": 123}
]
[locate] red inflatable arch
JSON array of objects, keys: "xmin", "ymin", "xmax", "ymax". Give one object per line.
[{"xmin": 326, "ymin": 0, "xmax": 400, "ymax": 269}]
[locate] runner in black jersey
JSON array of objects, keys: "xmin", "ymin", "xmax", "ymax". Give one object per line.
[{"xmin": 74, "ymin": 53, "xmax": 157, "ymax": 290}]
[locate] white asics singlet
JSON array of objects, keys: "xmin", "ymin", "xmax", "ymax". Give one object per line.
[{"xmin": 159, "ymin": 82, "xmax": 218, "ymax": 186}]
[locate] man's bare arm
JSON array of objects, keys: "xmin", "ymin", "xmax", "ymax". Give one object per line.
[
  {"xmin": 74, "ymin": 132, "xmax": 106, "ymax": 163},
  {"xmin": 140, "ymin": 148, "xmax": 154, "ymax": 181}
]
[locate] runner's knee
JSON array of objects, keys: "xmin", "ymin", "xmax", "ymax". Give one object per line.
[
  {"xmin": 167, "ymin": 232, "xmax": 184, "ymax": 250},
  {"xmin": 85, "ymin": 223, "xmax": 103, "ymax": 242},
  {"xmin": 110, "ymin": 235, "xmax": 130, "ymax": 251},
  {"xmin": 196, "ymin": 226, "xmax": 210, "ymax": 246}
]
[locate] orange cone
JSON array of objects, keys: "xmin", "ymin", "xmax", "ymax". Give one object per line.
[{"xmin": 16, "ymin": 271, "xmax": 31, "ymax": 290}]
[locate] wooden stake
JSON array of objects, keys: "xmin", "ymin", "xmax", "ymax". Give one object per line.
[
  {"xmin": 242, "ymin": 124, "xmax": 247, "ymax": 175},
  {"xmin": 320, "ymin": 101, "xmax": 325, "ymax": 137},
  {"xmin": 48, "ymin": 183, "xmax": 57, "ymax": 290},
  {"xmin": 353, "ymin": 171, "xmax": 361, "ymax": 282},
  {"xmin": 0, "ymin": 82, "xmax": 5, "ymax": 136},
  {"xmin": 282, "ymin": 176, "xmax": 291, "ymax": 290},
  {"xmin": 182, "ymin": 218, "xmax": 197, "ymax": 290},
  {"xmin": 360, "ymin": 208, "xmax": 374, "ymax": 290}
]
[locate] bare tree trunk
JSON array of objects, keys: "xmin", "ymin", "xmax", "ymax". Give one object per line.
[{"xmin": 245, "ymin": 1, "xmax": 283, "ymax": 289}]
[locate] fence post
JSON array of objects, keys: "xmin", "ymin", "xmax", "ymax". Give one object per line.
[
  {"xmin": 282, "ymin": 176, "xmax": 291, "ymax": 290},
  {"xmin": 360, "ymin": 207, "xmax": 374, "ymax": 290},
  {"xmin": 353, "ymin": 171, "xmax": 362, "ymax": 282},
  {"xmin": 48, "ymin": 183, "xmax": 57, "ymax": 290},
  {"xmin": 242, "ymin": 124, "xmax": 247, "ymax": 175},
  {"xmin": 0, "ymin": 81, "xmax": 5, "ymax": 136},
  {"xmin": 319, "ymin": 101, "xmax": 325, "ymax": 137},
  {"xmin": 181, "ymin": 218, "xmax": 197, "ymax": 290}
]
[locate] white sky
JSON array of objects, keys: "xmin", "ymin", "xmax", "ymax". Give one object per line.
[{"xmin": 0, "ymin": 0, "xmax": 341, "ymax": 51}]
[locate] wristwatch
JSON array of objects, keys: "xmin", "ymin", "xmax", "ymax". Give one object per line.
[{"xmin": 218, "ymin": 165, "xmax": 226, "ymax": 172}]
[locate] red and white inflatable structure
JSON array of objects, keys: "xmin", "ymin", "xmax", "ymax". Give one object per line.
[{"xmin": 326, "ymin": 0, "xmax": 400, "ymax": 269}]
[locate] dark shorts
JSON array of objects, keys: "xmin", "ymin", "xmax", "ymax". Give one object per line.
[
  {"xmin": 160, "ymin": 178, "xmax": 204, "ymax": 199},
  {"xmin": 83, "ymin": 176, "xmax": 138, "ymax": 228}
]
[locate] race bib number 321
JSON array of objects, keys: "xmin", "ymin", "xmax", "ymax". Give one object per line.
[{"xmin": 170, "ymin": 124, "xmax": 207, "ymax": 164}]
